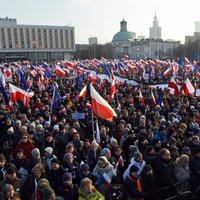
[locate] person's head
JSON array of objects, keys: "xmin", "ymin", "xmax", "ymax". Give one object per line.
[
  {"xmin": 6, "ymin": 167, "xmax": 17, "ymax": 182},
  {"xmin": 114, "ymin": 146, "xmax": 122, "ymax": 156},
  {"xmin": 42, "ymin": 187, "xmax": 56, "ymax": 200},
  {"xmin": 73, "ymin": 132, "xmax": 80, "ymax": 142},
  {"xmin": 21, "ymin": 133, "xmax": 30, "ymax": 143},
  {"xmin": 176, "ymin": 155, "xmax": 189, "ymax": 167},
  {"xmin": 97, "ymin": 156, "xmax": 108, "ymax": 169},
  {"xmin": 51, "ymin": 158, "xmax": 60, "ymax": 170},
  {"xmin": 65, "ymin": 143, "xmax": 74, "ymax": 154},
  {"xmin": 3, "ymin": 184, "xmax": 15, "ymax": 198},
  {"xmin": 147, "ymin": 130, "xmax": 154, "ymax": 140},
  {"xmin": 45, "ymin": 132, "xmax": 53, "ymax": 142},
  {"xmin": 159, "ymin": 148, "xmax": 171, "ymax": 162},
  {"xmin": 80, "ymin": 163, "xmax": 90, "ymax": 176},
  {"xmin": 44, "ymin": 147, "xmax": 53, "ymax": 158},
  {"xmin": 63, "ymin": 153, "xmax": 73, "ymax": 164},
  {"xmin": 100, "ymin": 125, "xmax": 107, "ymax": 137},
  {"xmin": 79, "ymin": 178, "xmax": 93, "ymax": 195},
  {"xmin": 0, "ymin": 154, "xmax": 6, "ymax": 168},
  {"xmin": 16, "ymin": 148, "xmax": 24, "ymax": 159},
  {"xmin": 101, "ymin": 148, "xmax": 111, "ymax": 159},
  {"xmin": 110, "ymin": 175, "xmax": 121, "ymax": 190},
  {"xmin": 134, "ymin": 152, "xmax": 143, "ymax": 163},
  {"xmin": 32, "ymin": 163, "xmax": 45, "ymax": 178},
  {"xmin": 129, "ymin": 165, "xmax": 139, "ymax": 178},
  {"xmin": 62, "ymin": 172, "xmax": 73, "ymax": 187},
  {"xmin": 84, "ymin": 139, "xmax": 91, "ymax": 149},
  {"xmin": 31, "ymin": 148, "xmax": 41, "ymax": 160},
  {"xmin": 110, "ymin": 138, "xmax": 118, "ymax": 148}
]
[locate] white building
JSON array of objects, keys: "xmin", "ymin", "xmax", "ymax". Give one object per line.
[
  {"xmin": 88, "ymin": 37, "xmax": 98, "ymax": 45},
  {"xmin": 0, "ymin": 17, "xmax": 75, "ymax": 61},
  {"xmin": 149, "ymin": 12, "xmax": 161, "ymax": 40}
]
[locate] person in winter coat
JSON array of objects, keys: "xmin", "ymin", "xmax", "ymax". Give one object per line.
[
  {"xmin": 48, "ymin": 158, "xmax": 65, "ymax": 194},
  {"xmin": 140, "ymin": 164, "xmax": 159, "ymax": 200},
  {"xmin": 15, "ymin": 133, "xmax": 35, "ymax": 159},
  {"xmin": 57, "ymin": 172, "xmax": 79, "ymax": 200},
  {"xmin": 104, "ymin": 175, "xmax": 130, "ymax": 200},
  {"xmin": 43, "ymin": 147, "xmax": 57, "ymax": 172},
  {"xmin": 154, "ymin": 148, "xmax": 179, "ymax": 199},
  {"xmin": 21, "ymin": 163, "xmax": 47, "ymax": 199},
  {"xmin": 0, "ymin": 184, "xmax": 21, "ymax": 200},
  {"xmin": 124, "ymin": 165, "xmax": 148, "ymax": 199},
  {"xmin": 62, "ymin": 153, "xmax": 80, "ymax": 184},
  {"xmin": 92, "ymin": 156, "xmax": 116, "ymax": 181},
  {"xmin": 173, "ymin": 154, "xmax": 190, "ymax": 192},
  {"xmin": 79, "ymin": 163, "xmax": 95, "ymax": 184},
  {"xmin": 78, "ymin": 178, "xmax": 105, "ymax": 200},
  {"xmin": 190, "ymin": 146, "xmax": 200, "ymax": 192},
  {"xmin": 123, "ymin": 152, "xmax": 146, "ymax": 181}
]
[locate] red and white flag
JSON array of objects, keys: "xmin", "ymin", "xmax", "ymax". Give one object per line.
[
  {"xmin": 115, "ymin": 155, "xmax": 124, "ymax": 171},
  {"xmin": 55, "ymin": 66, "xmax": 65, "ymax": 76},
  {"xmin": 109, "ymin": 80, "xmax": 116, "ymax": 100},
  {"xmin": 79, "ymin": 85, "xmax": 87, "ymax": 98},
  {"xmin": 90, "ymin": 84, "xmax": 117, "ymax": 121},
  {"xmin": 9, "ymin": 83, "xmax": 34, "ymax": 107},
  {"xmin": 168, "ymin": 76, "xmax": 180, "ymax": 95},
  {"xmin": 181, "ymin": 78, "xmax": 195, "ymax": 96},
  {"xmin": 151, "ymin": 90, "xmax": 156, "ymax": 107},
  {"xmin": 139, "ymin": 89, "xmax": 145, "ymax": 106}
]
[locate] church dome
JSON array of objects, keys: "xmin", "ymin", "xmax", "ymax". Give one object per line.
[
  {"xmin": 112, "ymin": 19, "xmax": 135, "ymax": 42},
  {"xmin": 112, "ymin": 31, "xmax": 135, "ymax": 42}
]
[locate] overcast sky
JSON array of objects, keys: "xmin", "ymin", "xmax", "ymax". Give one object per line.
[{"xmin": 0, "ymin": 0, "xmax": 199, "ymax": 44}]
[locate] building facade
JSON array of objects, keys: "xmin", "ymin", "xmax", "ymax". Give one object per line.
[
  {"xmin": 0, "ymin": 17, "xmax": 75, "ymax": 61},
  {"xmin": 149, "ymin": 12, "xmax": 161, "ymax": 39}
]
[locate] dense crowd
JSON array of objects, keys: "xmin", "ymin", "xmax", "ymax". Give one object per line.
[{"xmin": 0, "ymin": 58, "xmax": 200, "ymax": 200}]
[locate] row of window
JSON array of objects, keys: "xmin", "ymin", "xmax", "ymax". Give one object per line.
[{"xmin": 0, "ymin": 27, "xmax": 74, "ymax": 49}]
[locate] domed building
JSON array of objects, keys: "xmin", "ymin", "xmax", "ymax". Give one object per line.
[{"xmin": 112, "ymin": 19, "xmax": 136, "ymax": 44}]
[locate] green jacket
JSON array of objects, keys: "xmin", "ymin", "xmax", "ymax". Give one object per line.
[{"xmin": 78, "ymin": 189, "xmax": 105, "ymax": 200}]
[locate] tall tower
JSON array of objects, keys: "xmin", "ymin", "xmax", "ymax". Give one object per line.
[{"xmin": 149, "ymin": 11, "xmax": 161, "ymax": 39}]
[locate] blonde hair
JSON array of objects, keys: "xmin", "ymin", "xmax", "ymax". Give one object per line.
[
  {"xmin": 32, "ymin": 163, "xmax": 45, "ymax": 174},
  {"xmin": 79, "ymin": 178, "xmax": 93, "ymax": 196}
]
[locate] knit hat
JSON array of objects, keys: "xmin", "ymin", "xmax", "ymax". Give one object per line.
[
  {"xmin": 44, "ymin": 147, "xmax": 53, "ymax": 155},
  {"xmin": 182, "ymin": 146, "xmax": 191, "ymax": 155},
  {"xmin": 130, "ymin": 165, "xmax": 139, "ymax": 173},
  {"xmin": 51, "ymin": 158, "xmax": 60, "ymax": 165},
  {"xmin": 53, "ymin": 125, "xmax": 59, "ymax": 130},
  {"xmin": 63, "ymin": 153, "xmax": 73, "ymax": 161},
  {"xmin": 31, "ymin": 148, "xmax": 40, "ymax": 159},
  {"xmin": 168, "ymin": 137, "xmax": 177, "ymax": 146},
  {"xmin": 42, "ymin": 187, "xmax": 55, "ymax": 199},
  {"xmin": 0, "ymin": 154, "xmax": 6, "ymax": 162},
  {"xmin": 62, "ymin": 172, "xmax": 72, "ymax": 181},
  {"xmin": 99, "ymin": 156, "xmax": 108, "ymax": 164},
  {"xmin": 110, "ymin": 175, "xmax": 121, "ymax": 185},
  {"xmin": 80, "ymin": 163, "xmax": 90, "ymax": 172},
  {"xmin": 101, "ymin": 148, "xmax": 111, "ymax": 156}
]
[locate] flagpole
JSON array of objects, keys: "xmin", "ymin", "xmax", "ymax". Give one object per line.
[{"xmin": 91, "ymin": 110, "xmax": 96, "ymax": 159}]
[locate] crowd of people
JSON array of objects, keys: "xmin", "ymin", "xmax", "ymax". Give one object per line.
[{"xmin": 0, "ymin": 58, "xmax": 200, "ymax": 200}]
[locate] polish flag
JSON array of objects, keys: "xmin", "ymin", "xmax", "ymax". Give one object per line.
[
  {"xmin": 168, "ymin": 76, "xmax": 180, "ymax": 95},
  {"xmin": 115, "ymin": 155, "xmax": 124, "ymax": 172},
  {"xmin": 139, "ymin": 89, "xmax": 145, "ymax": 106},
  {"xmin": 9, "ymin": 83, "xmax": 34, "ymax": 106},
  {"xmin": 109, "ymin": 80, "xmax": 116, "ymax": 100},
  {"xmin": 163, "ymin": 68, "xmax": 171, "ymax": 77},
  {"xmin": 62, "ymin": 61, "xmax": 75, "ymax": 68},
  {"xmin": 90, "ymin": 84, "xmax": 117, "ymax": 121},
  {"xmin": 55, "ymin": 66, "xmax": 65, "ymax": 76},
  {"xmin": 151, "ymin": 90, "xmax": 156, "ymax": 107},
  {"xmin": 181, "ymin": 78, "xmax": 195, "ymax": 96},
  {"xmin": 79, "ymin": 85, "xmax": 87, "ymax": 98}
]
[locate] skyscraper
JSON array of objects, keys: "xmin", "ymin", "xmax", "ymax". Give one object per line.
[{"xmin": 149, "ymin": 11, "xmax": 161, "ymax": 39}]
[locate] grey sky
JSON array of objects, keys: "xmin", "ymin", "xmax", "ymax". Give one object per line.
[{"xmin": 1, "ymin": 0, "xmax": 199, "ymax": 44}]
